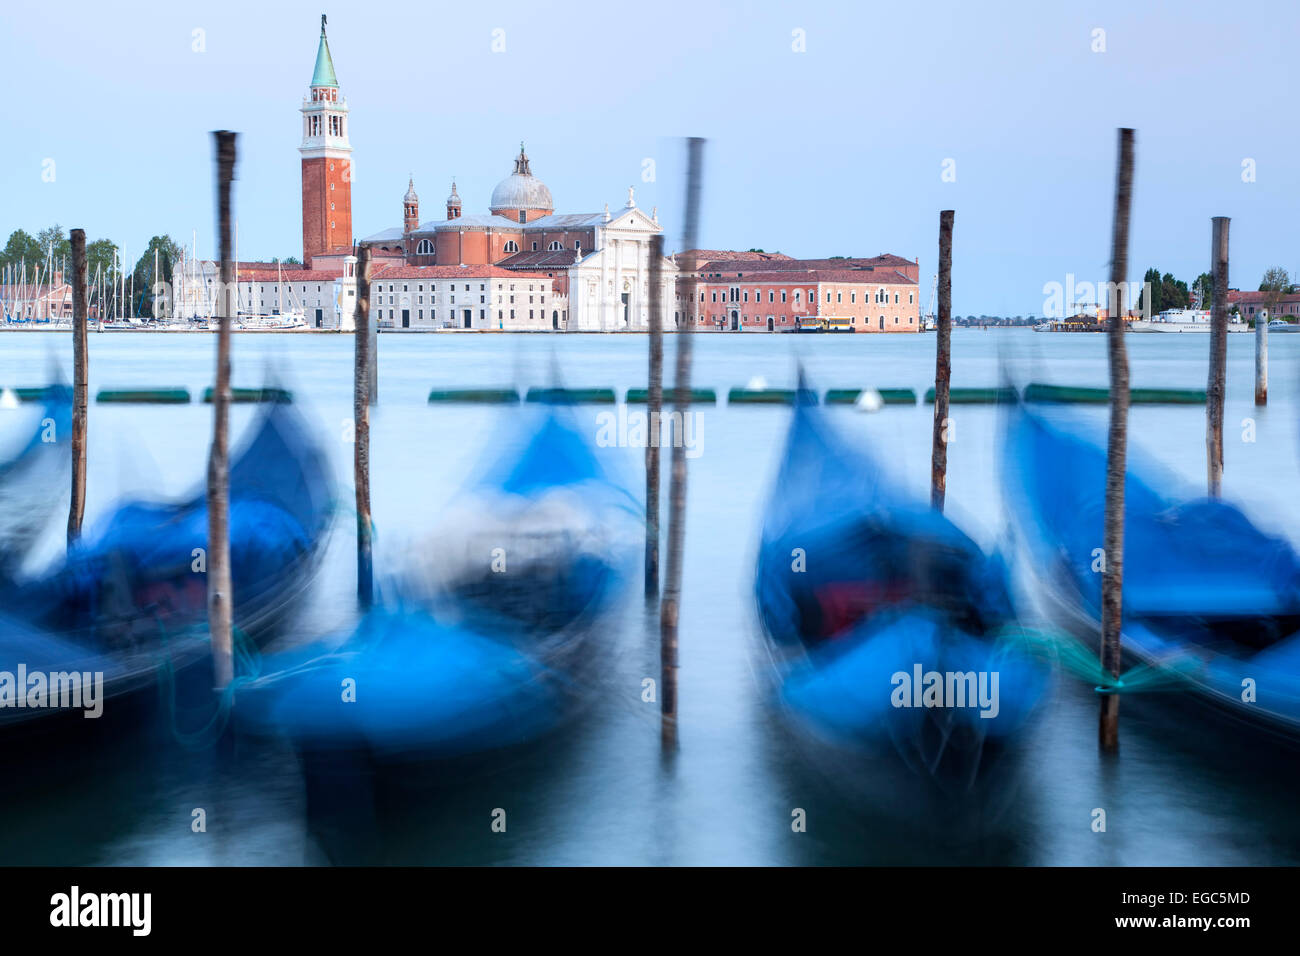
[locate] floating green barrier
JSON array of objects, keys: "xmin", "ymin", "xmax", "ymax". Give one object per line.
[
  {"xmin": 625, "ymin": 387, "xmax": 717, "ymax": 404},
  {"xmin": 923, "ymin": 386, "xmax": 1019, "ymax": 404},
  {"xmin": 824, "ymin": 388, "xmax": 917, "ymax": 405},
  {"xmin": 525, "ymin": 387, "xmax": 616, "ymax": 404},
  {"xmin": 96, "ymin": 388, "xmax": 190, "ymax": 404},
  {"xmin": 5, "ymin": 386, "xmax": 60, "ymax": 403},
  {"xmin": 1024, "ymin": 383, "xmax": 1205, "ymax": 404},
  {"xmin": 201, "ymin": 387, "xmax": 293, "ymax": 404},
  {"xmin": 728, "ymin": 388, "xmax": 819, "ymax": 405},
  {"xmin": 427, "ymin": 388, "xmax": 519, "ymax": 404}
]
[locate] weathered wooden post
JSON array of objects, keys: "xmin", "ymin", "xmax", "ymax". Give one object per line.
[
  {"xmin": 645, "ymin": 234, "xmax": 665, "ymax": 598},
  {"xmin": 930, "ymin": 210, "xmax": 954, "ymax": 511},
  {"xmin": 1100, "ymin": 128, "xmax": 1135, "ymax": 753},
  {"xmin": 208, "ymin": 131, "xmax": 237, "ymax": 689},
  {"xmin": 659, "ymin": 136, "xmax": 704, "ymax": 751},
  {"xmin": 68, "ymin": 228, "xmax": 88, "ymax": 545},
  {"xmin": 1207, "ymin": 216, "xmax": 1230, "ymax": 497},
  {"xmin": 354, "ymin": 244, "xmax": 374, "ymax": 610},
  {"xmin": 1255, "ymin": 307, "xmax": 1268, "ymax": 406},
  {"xmin": 368, "ymin": 280, "xmax": 378, "ymax": 406}
]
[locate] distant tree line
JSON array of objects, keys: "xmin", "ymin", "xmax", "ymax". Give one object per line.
[{"xmin": 3, "ymin": 226, "xmax": 182, "ymax": 316}]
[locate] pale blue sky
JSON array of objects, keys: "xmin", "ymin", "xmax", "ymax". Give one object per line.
[{"xmin": 2, "ymin": 0, "xmax": 1295, "ymax": 314}]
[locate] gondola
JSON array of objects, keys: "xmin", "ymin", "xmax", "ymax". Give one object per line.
[
  {"xmin": 754, "ymin": 396, "xmax": 1049, "ymax": 802},
  {"xmin": 0, "ymin": 385, "xmax": 71, "ymax": 577},
  {"xmin": 1003, "ymin": 403, "xmax": 1300, "ymax": 741},
  {"xmin": 0, "ymin": 398, "xmax": 334, "ymax": 732},
  {"xmin": 236, "ymin": 404, "xmax": 636, "ymax": 761}
]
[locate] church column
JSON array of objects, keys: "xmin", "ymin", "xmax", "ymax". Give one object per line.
[
  {"xmin": 599, "ymin": 241, "xmax": 609, "ymax": 331},
  {"xmin": 634, "ymin": 238, "xmax": 646, "ymax": 328},
  {"xmin": 614, "ymin": 238, "xmax": 624, "ymax": 329}
]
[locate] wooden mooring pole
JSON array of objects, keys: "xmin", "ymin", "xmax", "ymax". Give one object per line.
[
  {"xmin": 208, "ymin": 131, "xmax": 237, "ymax": 689},
  {"xmin": 354, "ymin": 245, "xmax": 374, "ymax": 610},
  {"xmin": 1099, "ymin": 128, "xmax": 1135, "ymax": 753},
  {"xmin": 68, "ymin": 228, "xmax": 88, "ymax": 545},
  {"xmin": 1207, "ymin": 217, "xmax": 1230, "ymax": 495},
  {"xmin": 645, "ymin": 234, "xmax": 664, "ymax": 598},
  {"xmin": 930, "ymin": 210, "xmax": 954, "ymax": 511},
  {"xmin": 660, "ymin": 136, "xmax": 704, "ymax": 752},
  {"xmin": 1255, "ymin": 307, "xmax": 1268, "ymax": 406}
]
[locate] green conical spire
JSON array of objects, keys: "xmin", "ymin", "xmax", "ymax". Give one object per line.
[{"xmin": 311, "ymin": 14, "xmax": 339, "ymax": 89}]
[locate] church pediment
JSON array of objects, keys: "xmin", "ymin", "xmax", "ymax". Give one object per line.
[{"xmin": 604, "ymin": 207, "xmax": 661, "ymax": 234}]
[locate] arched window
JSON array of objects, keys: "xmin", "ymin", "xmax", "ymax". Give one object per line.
[
  {"xmin": 415, "ymin": 239, "xmax": 433, "ymax": 255},
  {"xmin": 503, "ymin": 240, "xmax": 519, "ymax": 253},
  {"xmin": 549, "ymin": 241, "xmax": 562, "ymax": 251}
]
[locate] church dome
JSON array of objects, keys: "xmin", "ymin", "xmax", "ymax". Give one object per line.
[
  {"xmin": 404, "ymin": 177, "xmax": 418, "ymax": 204},
  {"xmin": 489, "ymin": 144, "xmax": 553, "ymax": 214}
]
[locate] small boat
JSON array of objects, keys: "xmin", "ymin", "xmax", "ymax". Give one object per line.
[
  {"xmin": 1003, "ymin": 405, "xmax": 1300, "ymax": 741},
  {"xmin": 754, "ymin": 396, "xmax": 1048, "ymax": 802},
  {"xmin": 0, "ymin": 385, "xmax": 71, "ymax": 576},
  {"xmin": 0, "ymin": 398, "xmax": 334, "ymax": 731},
  {"xmin": 237, "ymin": 405, "xmax": 637, "ymax": 760},
  {"xmin": 1267, "ymin": 319, "xmax": 1300, "ymax": 333}
]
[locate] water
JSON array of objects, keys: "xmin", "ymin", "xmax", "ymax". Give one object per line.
[{"xmin": 2, "ymin": 328, "xmax": 1299, "ymax": 865}]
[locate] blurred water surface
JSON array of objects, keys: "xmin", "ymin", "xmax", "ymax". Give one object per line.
[{"xmin": 1, "ymin": 328, "xmax": 1298, "ymax": 865}]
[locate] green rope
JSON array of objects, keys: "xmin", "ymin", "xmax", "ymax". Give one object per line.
[
  {"xmin": 990, "ymin": 624, "xmax": 1203, "ymax": 695},
  {"xmin": 155, "ymin": 621, "xmax": 264, "ymax": 751}
]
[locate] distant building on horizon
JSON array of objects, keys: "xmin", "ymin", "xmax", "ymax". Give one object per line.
[{"xmin": 171, "ymin": 16, "xmax": 918, "ymax": 333}]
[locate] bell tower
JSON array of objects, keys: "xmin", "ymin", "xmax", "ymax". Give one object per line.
[
  {"xmin": 300, "ymin": 14, "xmax": 352, "ymax": 267},
  {"xmin": 403, "ymin": 177, "xmax": 419, "ymax": 234}
]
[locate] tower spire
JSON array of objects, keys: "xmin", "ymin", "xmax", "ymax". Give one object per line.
[{"xmin": 311, "ymin": 13, "xmax": 339, "ymax": 88}]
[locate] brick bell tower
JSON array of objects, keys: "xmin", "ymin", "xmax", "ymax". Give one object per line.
[{"xmin": 300, "ymin": 14, "xmax": 352, "ymax": 268}]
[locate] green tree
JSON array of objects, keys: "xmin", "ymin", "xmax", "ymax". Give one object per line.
[
  {"xmin": 131, "ymin": 235, "xmax": 183, "ymax": 318},
  {"xmin": 1136, "ymin": 267, "xmax": 1162, "ymax": 316},
  {"xmin": 1260, "ymin": 266, "xmax": 1291, "ymax": 321},
  {"xmin": 282, "ymin": 256, "xmax": 302, "ymax": 265},
  {"xmin": 35, "ymin": 225, "xmax": 72, "ymax": 269},
  {"xmin": 1160, "ymin": 272, "xmax": 1188, "ymax": 310},
  {"xmin": 1, "ymin": 229, "xmax": 43, "ymax": 275},
  {"xmin": 1192, "ymin": 272, "xmax": 1213, "ymax": 308},
  {"xmin": 86, "ymin": 239, "xmax": 118, "ymax": 280}
]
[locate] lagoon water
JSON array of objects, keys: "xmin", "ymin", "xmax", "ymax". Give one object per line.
[{"xmin": 2, "ymin": 328, "xmax": 1299, "ymax": 865}]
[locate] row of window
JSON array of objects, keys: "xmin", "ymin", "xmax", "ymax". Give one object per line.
[
  {"xmin": 382, "ymin": 308, "xmax": 567, "ymax": 323},
  {"xmin": 671, "ymin": 313, "xmax": 916, "ymax": 328},
  {"xmin": 380, "ymin": 293, "xmax": 546, "ymax": 305},
  {"xmin": 694, "ymin": 288, "xmax": 915, "ymax": 305},
  {"xmin": 373, "ymin": 282, "xmax": 544, "ymax": 293},
  {"xmin": 411, "ymin": 239, "xmax": 581, "ymax": 255},
  {"xmin": 305, "ymin": 114, "xmax": 346, "ymax": 138}
]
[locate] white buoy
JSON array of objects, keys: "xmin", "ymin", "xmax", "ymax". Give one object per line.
[
  {"xmin": 746, "ymin": 375, "xmax": 768, "ymax": 391},
  {"xmin": 0, "ymin": 389, "xmax": 19, "ymax": 410},
  {"xmin": 854, "ymin": 388, "xmax": 884, "ymax": 412}
]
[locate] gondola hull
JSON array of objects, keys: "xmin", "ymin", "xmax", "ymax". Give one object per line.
[
  {"xmin": 1002, "ymin": 405, "xmax": 1300, "ymax": 741},
  {"xmin": 755, "ymin": 400, "xmax": 1049, "ymax": 803},
  {"xmin": 237, "ymin": 406, "xmax": 635, "ymax": 763},
  {"xmin": 0, "ymin": 400, "xmax": 334, "ymax": 736}
]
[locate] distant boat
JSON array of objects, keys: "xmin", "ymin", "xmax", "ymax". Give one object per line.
[
  {"xmin": 1129, "ymin": 308, "xmax": 1249, "ymax": 333},
  {"xmin": 753, "ymin": 392, "xmax": 1049, "ymax": 806},
  {"xmin": 1003, "ymin": 405, "xmax": 1300, "ymax": 741},
  {"xmin": 1268, "ymin": 318, "xmax": 1300, "ymax": 333}
]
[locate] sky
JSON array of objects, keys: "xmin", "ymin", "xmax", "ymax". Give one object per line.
[{"xmin": 2, "ymin": 0, "xmax": 1296, "ymax": 315}]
